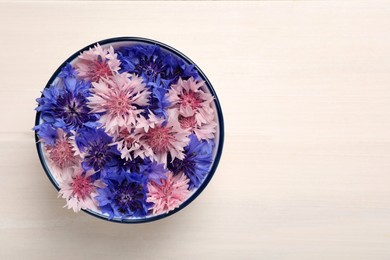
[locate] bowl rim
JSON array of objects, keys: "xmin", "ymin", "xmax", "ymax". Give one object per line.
[{"xmin": 34, "ymin": 36, "xmax": 224, "ymax": 224}]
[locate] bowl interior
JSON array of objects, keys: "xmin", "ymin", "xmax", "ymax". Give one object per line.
[{"xmin": 35, "ymin": 37, "xmax": 224, "ymax": 223}]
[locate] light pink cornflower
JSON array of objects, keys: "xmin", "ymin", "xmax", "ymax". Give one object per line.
[
  {"xmin": 135, "ymin": 111, "xmax": 164, "ymax": 132},
  {"xmin": 58, "ymin": 167, "xmax": 104, "ymax": 212},
  {"xmin": 44, "ymin": 129, "xmax": 79, "ymax": 180},
  {"xmin": 136, "ymin": 109, "xmax": 190, "ymax": 164},
  {"xmin": 167, "ymin": 77, "xmax": 215, "ymax": 126},
  {"xmin": 146, "ymin": 171, "xmax": 190, "ymax": 215},
  {"xmin": 178, "ymin": 114, "xmax": 217, "ymax": 141},
  {"xmin": 111, "ymin": 126, "xmax": 153, "ymax": 161},
  {"xmin": 87, "ymin": 73, "xmax": 150, "ymax": 135},
  {"xmin": 74, "ymin": 44, "xmax": 121, "ymax": 82}
]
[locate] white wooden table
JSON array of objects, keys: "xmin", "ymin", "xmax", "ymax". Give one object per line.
[{"xmin": 1, "ymin": 1, "xmax": 390, "ymax": 259}]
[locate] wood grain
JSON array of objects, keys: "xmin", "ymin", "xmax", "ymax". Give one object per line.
[{"xmin": 1, "ymin": 1, "xmax": 390, "ymax": 259}]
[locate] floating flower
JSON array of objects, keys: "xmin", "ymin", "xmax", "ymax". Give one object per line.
[
  {"xmin": 147, "ymin": 171, "xmax": 190, "ymax": 215},
  {"xmin": 167, "ymin": 77, "xmax": 215, "ymax": 126},
  {"xmin": 74, "ymin": 44, "xmax": 121, "ymax": 82},
  {"xmin": 87, "ymin": 73, "xmax": 149, "ymax": 134},
  {"xmin": 168, "ymin": 134, "xmax": 214, "ymax": 190},
  {"xmin": 137, "ymin": 109, "xmax": 190, "ymax": 164},
  {"xmin": 75, "ymin": 128, "xmax": 119, "ymax": 171},
  {"xmin": 58, "ymin": 167, "xmax": 104, "ymax": 212},
  {"xmin": 95, "ymin": 172, "xmax": 150, "ymax": 219}
]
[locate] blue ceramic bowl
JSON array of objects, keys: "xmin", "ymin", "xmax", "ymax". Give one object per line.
[{"xmin": 35, "ymin": 37, "xmax": 224, "ymax": 223}]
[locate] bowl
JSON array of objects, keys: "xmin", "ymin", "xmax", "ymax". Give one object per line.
[{"xmin": 34, "ymin": 37, "xmax": 224, "ymax": 223}]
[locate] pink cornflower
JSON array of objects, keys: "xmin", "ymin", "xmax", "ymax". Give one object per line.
[
  {"xmin": 58, "ymin": 167, "xmax": 104, "ymax": 212},
  {"xmin": 178, "ymin": 115, "xmax": 217, "ymax": 141},
  {"xmin": 87, "ymin": 73, "xmax": 150, "ymax": 135},
  {"xmin": 167, "ymin": 77, "xmax": 215, "ymax": 126},
  {"xmin": 136, "ymin": 109, "xmax": 190, "ymax": 164},
  {"xmin": 45, "ymin": 129, "xmax": 79, "ymax": 180},
  {"xmin": 147, "ymin": 171, "xmax": 190, "ymax": 215},
  {"xmin": 111, "ymin": 126, "xmax": 153, "ymax": 161},
  {"xmin": 74, "ymin": 44, "xmax": 121, "ymax": 82}
]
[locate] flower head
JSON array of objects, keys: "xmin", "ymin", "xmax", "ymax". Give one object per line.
[
  {"xmin": 118, "ymin": 44, "xmax": 172, "ymax": 82},
  {"xmin": 74, "ymin": 44, "xmax": 121, "ymax": 82},
  {"xmin": 117, "ymin": 44, "xmax": 200, "ymax": 84},
  {"xmin": 35, "ymin": 128, "xmax": 80, "ymax": 181},
  {"xmin": 75, "ymin": 128, "xmax": 119, "ymax": 171},
  {"xmin": 45, "ymin": 129, "xmax": 79, "ymax": 170},
  {"xmin": 162, "ymin": 54, "xmax": 200, "ymax": 83},
  {"xmin": 87, "ymin": 73, "xmax": 149, "ymax": 134},
  {"xmin": 58, "ymin": 63, "xmax": 77, "ymax": 79},
  {"xmin": 167, "ymin": 77, "xmax": 215, "ymax": 126},
  {"xmin": 178, "ymin": 114, "xmax": 217, "ymax": 141},
  {"xmin": 117, "ymin": 156, "xmax": 145, "ymax": 173},
  {"xmin": 58, "ymin": 167, "xmax": 103, "ymax": 212},
  {"xmin": 147, "ymin": 171, "xmax": 190, "ymax": 215},
  {"xmin": 34, "ymin": 122, "xmax": 58, "ymax": 146},
  {"xmin": 95, "ymin": 172, "xmax": 150, "ymax": 219},
  {"xmin": 138, "ymin": 158, "xmax": 167, "ymax": 185},
  {"xmin": 53, "ymin": 79, "xmax": 93, "ymax": 129},
  {"xmin": 36, "ymin": 68, "xmax": 99, "ymax": 131},
  {"xmin": 145, "ymin": 75, "xmax": 171, "ymax": 118},
  {"xmin": 168, "ymin": 134, "xmax": 214, "ymax": 190},
  {"xmin": 137, "ymin": 109, "xmax": 190, "ymax": 164},
  {"xmin": 110, "ymin": 125, "xmax": 152, "ymax": 161},
  {"xmin": 177, "ymin": 62, "xmax": 199, "ymax": 81}
]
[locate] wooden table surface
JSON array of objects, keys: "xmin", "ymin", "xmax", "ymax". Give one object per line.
[{"xmin": 1, "ymin": 1, "xmax": 390, "ymax": 259}]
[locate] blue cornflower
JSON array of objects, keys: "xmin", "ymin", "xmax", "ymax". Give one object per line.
[
  {"xmin": 35, "ymin": 65, "xmax": 99, "ymax": 132},
  {"xmin": 75, "ymin": 128, "xmax": 119, "ymax": 171},
  {"xmin": 113, "ymin": 156, "xmax": 167, "ymax": 185},
  {"xmin": 95, "ymin": 172, "xmax": 150, "ymax": 220},
  {"xmin": 163, "ymin": 54, "xmax": 200, "ymax": 83},
  {"xmin": 57, "ymin": 63, "xmax": 77, "ymax": 79},
  {"xmin": 117, "ymin": 44, "xmax": 176, "ymax": 82},
  {"xmin": 168, "ymin": 134, "xmax": 214, "ymax": 190},
  {"xmin": 139, "ymin": 158, "xmax": 167, "ymax": 185},
  {"xmin": 118, "ymin": 45, "xmax": 165, "ymax": 79},
  {"xmin": 117, "ymin": 43, "xmax": 201, "ymax": 87},
  {"xmin": 178, "ymin": 61, "xmax": 200, "ymax": 81},
  {"xmin": 114, "ymin": 156, "xmax": 144, "ymax": 174},
  {"xmin": 145, "ymin": 75, "xmax": 171, "ymax": 118},
  {"xmin": 33, "ymin": 122, "xmax": 57, "ymax": 145}
]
